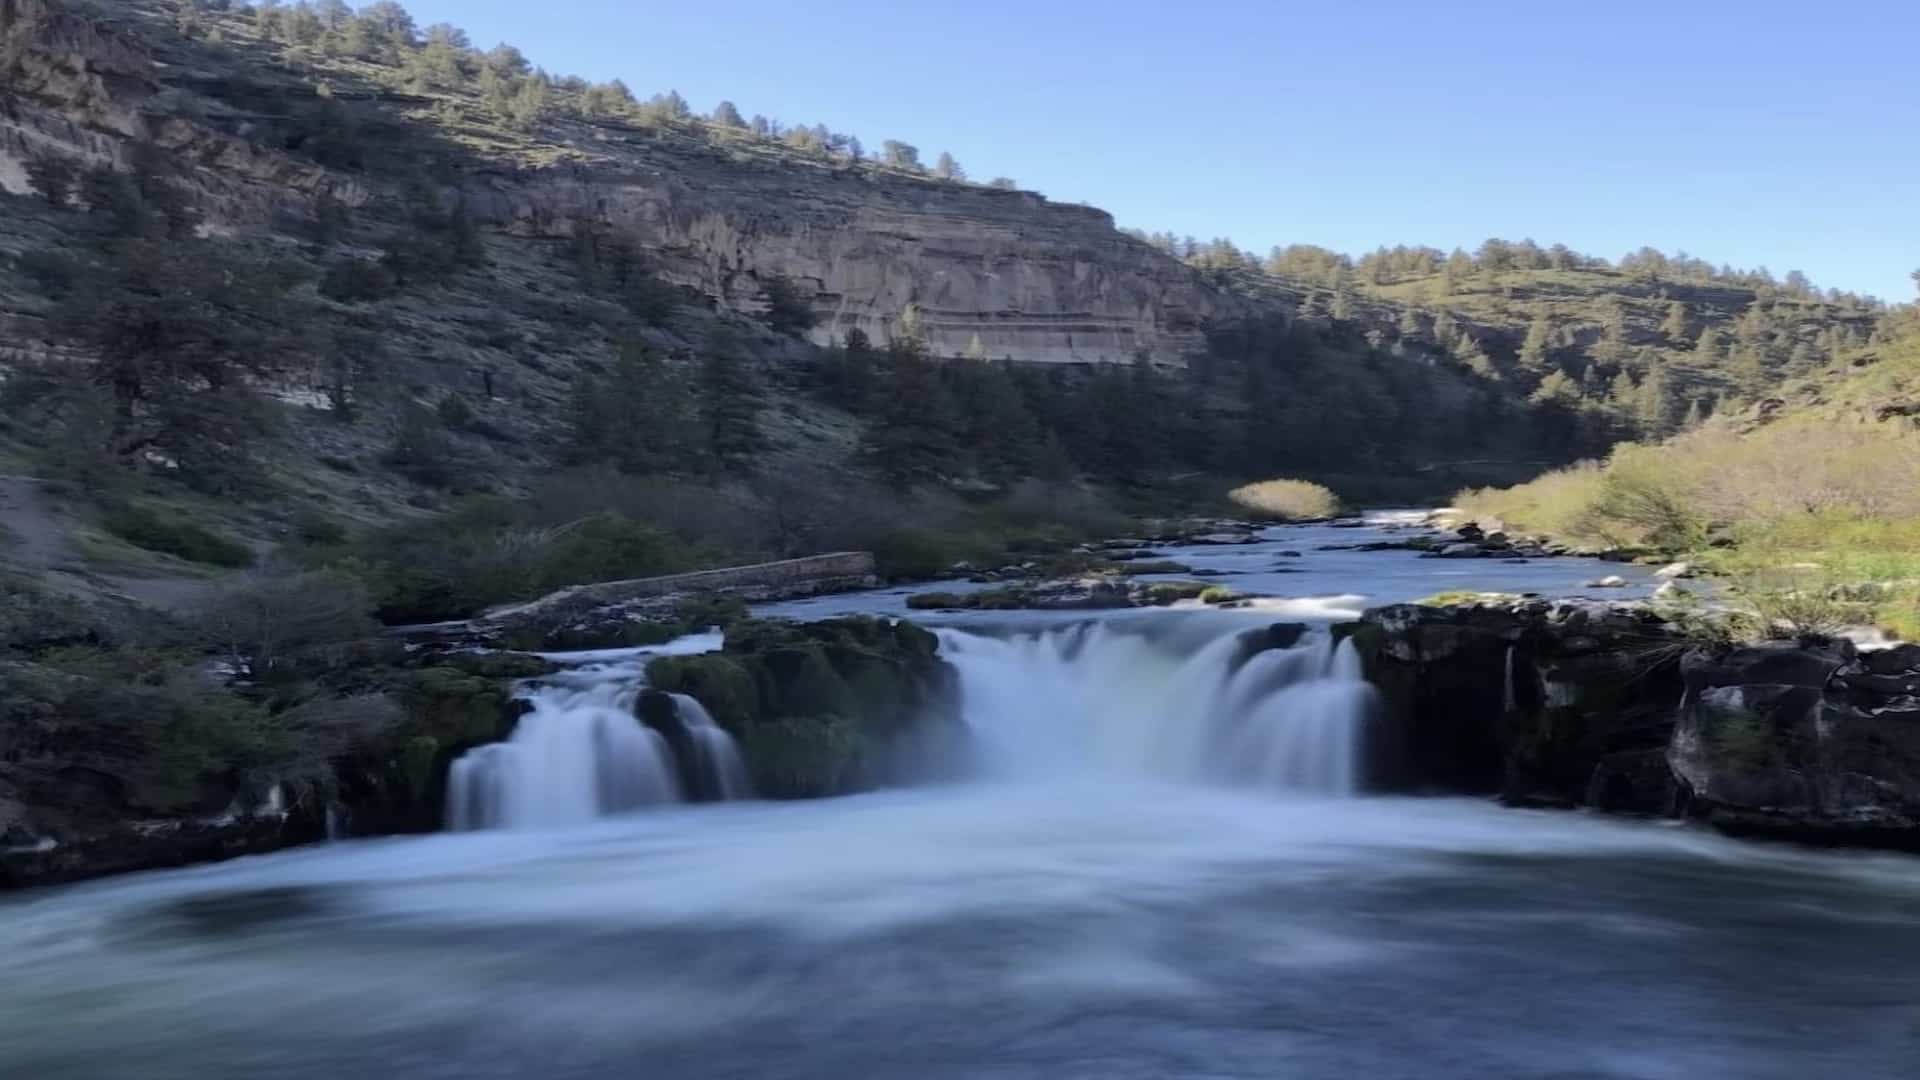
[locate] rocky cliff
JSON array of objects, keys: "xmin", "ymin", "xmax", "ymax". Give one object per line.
[
  {"xmin": 0, "ymin": 0, "xmax": 1236, "ymax": 366},
  {"xmin": 1346, "ymin": 601, "xmax": 1920, "ymax": 848}
]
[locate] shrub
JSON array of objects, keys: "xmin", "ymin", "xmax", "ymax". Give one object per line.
[
  {"xmin": 868, "ymin": 528, "xmax": 967, "ymax": 581},
  {"xmin": 1198, "ymin": 586, "xmax": 1240, "ymax": 605},
  {"xmin": 195, "ymin": 569, "xmax": 379, "ymax": 680},
  {"xmin": 905, "ymin": 591, "xmax": 964, "ymax": 610},
  {"xmin": 318, "ymin": 257, "xmax": 397, "ymax": 303},
  {"xmin": 101, "ymin": 503, "xmax": 253, "ymax": 567},
  {"xmin": 343, "ymin": 502, "xmax": 695, "ymax": 623},
  {"xmin": 1228, "ymin": 479, "xmax": 1341, "ymax": 521}
]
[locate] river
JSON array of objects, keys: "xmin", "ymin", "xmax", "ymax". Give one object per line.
[{"xmin": 2, "ymin": 515, "xmax": 1915, "ymax": 1078}]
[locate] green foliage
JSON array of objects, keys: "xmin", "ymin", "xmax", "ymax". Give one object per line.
[
  {"xmin": 760, "ymin": 275, "xmax": 817, "ymax": 337},
  {"xmin": 383, "ymin": 401, "xmax": 466, "ymax": 489},
  {"xmin": 0, "ymin": 654, "xmax": 275, "ymax": 813},
  {"xmin": 100, "ymin": 503, "xmax": 253, "ymax": 567},
  {"xmin": 339, "ymin": 501, "xmax": 695, "ymax": 622},
  {"xmin": 564, "ymin": 343, "xmax": 699, "ymax": 474}
]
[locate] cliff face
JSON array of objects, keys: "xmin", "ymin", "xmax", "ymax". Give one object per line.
[
  {"xmin": 473, "ymin": 155, "xmax": 1232, "ymax": 365},
  {"xmin": 1, "ymin": 0, "xmax": 1237, "ymax": 367}
]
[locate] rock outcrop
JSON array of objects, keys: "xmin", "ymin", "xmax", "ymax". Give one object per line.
[
  {"xmin": 1345, "ymin": 601, "xmax": 1920, "ymax": 847},
  {"xmin": 1, "ymin": 0, "xmax": 1238, "ymax": 367},
  {"xmin": 646, "ymin": 617, "xmax": 962, "ymax": 798},
  {"xmin": 1670, "ymin": 642, "xmax": 1920, "ymax": 845}
]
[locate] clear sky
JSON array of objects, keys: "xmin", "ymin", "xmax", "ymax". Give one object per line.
[{"xmin": 400, "ymin": 0, "xmax": 1916, "ymax": 300}]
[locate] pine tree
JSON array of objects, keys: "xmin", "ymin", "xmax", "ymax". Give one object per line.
[
  {"xmin": 1695, "ymin": 325, "xmax": 1722, "ymax": 362},
  {"xmin": 1517, "ymin": 316, "xmax": 1553, "ymax": 371},
  {"xmin": 712, "ymin": 101, "xmax": 747, "ymax": 128},
  {"xmin": 1661, "ymin": 300, "xmax": 1690, "ymax": 343},
  {"xmin": 864, "ymin": 343, "xmax": 962, "ymax": 485},
  {"xmin": 698, "ymin": 343, "xmax": 764, "ymax": 471},
  {"xmin": 933, "ymin": 152, "xmax": 964, "ymax": 181},
  {"xmin": 1635, "ymin": 365, "xmax": 1675, "ymax": 437}
]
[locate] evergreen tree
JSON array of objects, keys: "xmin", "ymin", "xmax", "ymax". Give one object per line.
[
  {"xmin": 1517, "ymin": 315, "xmax": 1554, "ymax": 371},
  {"xmin": 933, "ymin": 152, "xmax": 964, "ymax": 181},
  {"xmin": 1695, "ymin": 325, "xmax": 1722, "ymax": 362},
  {"xmin": 565, "ymin": 342, "xmax": 697, "ymax": 474},
  {"xmin": 1660, "ymin": 300, "xmax": 1691, "ymax": 342},
  {"xmin": 712, "ymin": 100, "xmax": 747, "ymax": 128},
  {"xmin": 698, "ymin": 342, "xmax": 764, "ymax": 471},
  {"xmin": 881, "ymin": 141, "xmax": 922, "ymax": 170},
  {"xmin": 864, "ymin": 342, "xmax": 962, "ymax": 486}
]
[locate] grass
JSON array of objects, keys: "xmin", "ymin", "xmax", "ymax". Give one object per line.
[
  {"xmin": 99, "ymin": 503, "xmax": 253, "ymax": 568},
  {"xmin": 1456, "ymin": 407, "xmax": 1920, "ymax": 640},
  {"xmin": 1417, "ymin": 590, "xmax": 1522, "ymax": 607}
]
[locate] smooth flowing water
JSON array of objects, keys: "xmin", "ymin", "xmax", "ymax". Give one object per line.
[
  {"xmin": 445, "ymin": 632, "xmax": 751, "ymax": 829},
  {"xmin": 3, "ymin": 518, "xmax": 1916, "ymax": 1078}
]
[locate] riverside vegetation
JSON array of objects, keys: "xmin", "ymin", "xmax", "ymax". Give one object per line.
[{"xmin": 1455, "ymin": 312, "xmax": 1920, "ymax": 640}]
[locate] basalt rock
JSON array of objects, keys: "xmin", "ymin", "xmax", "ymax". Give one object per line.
[
  {"xmin": 1668, "ymin": 643, "xmax": 1920, "ymax": 847},
  {"xmin": 648, "ymin": 617, "xmax": 962, "ymax": 798},
  {"xmin": 1346, "ymin": 600, "xmax": 1920, "ymax": 847},
  {"xmin": 1342, "ymin": 601, "xmax": 1687, "ymax": 810}
]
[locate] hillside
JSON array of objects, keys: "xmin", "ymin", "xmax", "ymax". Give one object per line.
[
  {"xmin": 1145, "ymin": 236, "xmax": 1890, "ymax": 448},
  {"xmin": 0, "ymin": 0, "xmax": 1910, "ymax": 621}
]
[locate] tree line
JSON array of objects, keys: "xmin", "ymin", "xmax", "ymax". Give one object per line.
[{"xmin": 177, "ymin": 0, "xmax": 1019, "ymax": 188}]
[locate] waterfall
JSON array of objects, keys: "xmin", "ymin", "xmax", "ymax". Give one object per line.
[
  {"xmin": 445, "ymin": 640, "xmax": 749, "ymax": 831},
  {"xmin": 670, "ymin": 694, "xmax": 753, "ymax": 800},
  {"xmin": 937, "ymin": 621, "xmax": 1373, "ymax": 795}
]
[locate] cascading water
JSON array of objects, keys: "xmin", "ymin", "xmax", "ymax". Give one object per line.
[
  {"xmin": 936, "ymin": 620, "xmax": 1373, "ymax": 795},
  {"xmin": 669, "ymin": 693, "xmax": 753, "ymax": 800},
  {"xmin": 445, "ymin": 636, "xmax": 750, "ymax": 830}
]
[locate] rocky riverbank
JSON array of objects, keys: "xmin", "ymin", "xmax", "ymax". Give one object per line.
[{"xmin": 1344, "ymin": 599, "xmax": 1920, "ymax": 848}]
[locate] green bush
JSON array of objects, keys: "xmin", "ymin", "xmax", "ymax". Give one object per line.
[
  {"xmin": 868, "ymin": 528, "xmax": 966, "ymax": 581},
  {"xmin": 344, "ymin": 502, "xmax": 695, "ymax": 623},
  {"xmin": 101, "ymin": 503, "xmax": 253, "ymax": 567}
]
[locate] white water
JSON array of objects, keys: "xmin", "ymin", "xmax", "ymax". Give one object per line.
[
  {"xmin": 938, "ymin": 622, "xmax": 1373, "ymax": 795},
  {"xmin": 670, "ymin": 693, "xmax": 753, "ymax": 800},
  {"xmin": 445, "ymin": 636, "xmax": 750, "ymax": 830}
]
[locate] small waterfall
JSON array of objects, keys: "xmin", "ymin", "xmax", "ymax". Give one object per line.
[
  {"xmin": 938, "ymin": 622, "xmax": 1374, "ymax": 795},
  {"xmin": 445, "ymin": 642, "xmax": 748, "ymax": 830},
  {"xmin": 670, "ymin": 694, "xmax": 753, "ymax": 800}
]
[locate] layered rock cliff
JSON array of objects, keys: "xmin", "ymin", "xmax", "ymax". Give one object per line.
[{"xmin": 0, "ymin": 0, "xmax": 1237, "ymax": 366}]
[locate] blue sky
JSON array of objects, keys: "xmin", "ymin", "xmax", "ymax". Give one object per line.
[{"xmin": 400, "ymin": 0, "xmax": 1916, "ymax": 300}]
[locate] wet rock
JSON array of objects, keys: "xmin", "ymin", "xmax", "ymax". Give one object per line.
[
  {"xmin": 647, "ymin": 617, "xmax": 962, "ymax": 799},
  {"xmin": 1587, "ymin": 576, "xmax": 1629, "ymax": 588},
  {"xmin": 1668, "ymin": 639, "xmax": 1920, "ymax": 845}
]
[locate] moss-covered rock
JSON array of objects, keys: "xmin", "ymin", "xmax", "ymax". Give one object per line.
[
  {"xmin": 743, "ymin": 715, "xmax": 861, "ymax": 798},
  {"xmin": 648, "ymin": 616, "xmax": 957, "ymax": 798},
  {"xmin": 646, "ymin": 653, "xmax": 759, "ymax": 733},
  {"xmin": 333, "ymin": 664, "xmax": 529, "ymax": 834}
]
